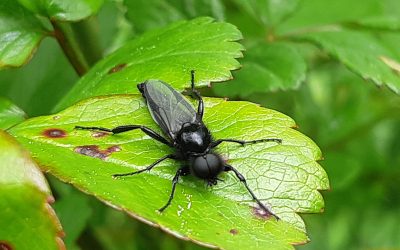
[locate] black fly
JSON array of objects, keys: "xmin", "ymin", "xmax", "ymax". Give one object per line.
[{"xmin": 76, "ymin": 71, "xmax": 281, "ymax": 219}]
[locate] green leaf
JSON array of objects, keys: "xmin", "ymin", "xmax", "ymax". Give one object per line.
[
  {"xmin": 299, "ymin": 30, "xmax": 400, "ymax": 94},
  {"xmin": 0, "ymin": 38, "xmax": 79, "ymax": 116},
  {"xmin": 55, "ymin": 17, "xmax": 243, "ymax": 111},
  {"xmin": 232, "ymin": 0, "xmax": 301, "ymax": 27},
  {"xmin": 0, "ymin": 130, "xmax": 64, "ymax": 250},
  {"xmin": 0, "ymin": 98, "xmax": 26, "ymax": 130},
  {"xmin": 278, "ymin": 0, "xmax": 383, "ymax": 32},
  {"xmin": 354, "ymin": 16, "xmax": 400, "ymax": 30},
  {"xmin": 124, "ymin": 0, "xmax": 225, "ymax": 33},
  {"xmin": 0, "ymin": 0, "xmax": 49, "ymax": 68},
  {"xmin": 53, "ymin": 190, "xmax": 92, "ymax": 250},
  {"xmin": 17, "ymin": 0, "xmax": 104, "ymax": 21},
  {"xmin": 181, "ymin": 0, "xmax": 225, "ymax": 21},
  {"xmin": 213, "ymin": 42, "xmax": 306, "ymax": 97},
  {"xmin": 10, "ymin": 95, "xmax": 329, "ymax": 249},
  {"xmin": 124, "ymin": 0, "xmax": 184, "ymax": 33},
  {"xmin": 377, "ymin": 33, "xmax": 400, "ymax": 63}
]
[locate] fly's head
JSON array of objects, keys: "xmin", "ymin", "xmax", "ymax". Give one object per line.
[
  {"xmin": 189, "ymin": 152, "xmax": 225, "ymax": 180},
  {"xmin": 177, "ymin": 123, "xmax": 211, "ymax": 153}
]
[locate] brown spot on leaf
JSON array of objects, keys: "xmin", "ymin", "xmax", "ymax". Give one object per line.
[
  {"xmin": 56, "ymin": 237, "xmax": 66, "ymax": 250},
  {"xmin": 252, "ymin": 206, "xmax": 273, "ymax": 220},
  {"xmin": 0, "ymin": 241, "xmax": 13, "ymax": 250},
  {"xmin": 229, "ymin": 229, "xmax": 238, "ymax": 235},
  {"xmin": 47, "ymin": 195, "xmax": 55, "ymax": 204},
  {"xmin": 107, "ymin": 145, "xmax": 121, "ymax": 153},
  {"xmin": 108, "ymin": 63, "xmax": 127, "ymax": 74},
  {"xmin": 42, "ymin": 128, "xmax": 66, "ymax": 138},
  {"xmin": 92, "ymin": 131, "xmax": 109, "ymax": 138},
  {"xmin": 57, "ymin": 229, "xmax": 66, "ymax": 238},
  {"xmin": 74, "ymin": 145, "xmax": 121, "ymax": 159}
]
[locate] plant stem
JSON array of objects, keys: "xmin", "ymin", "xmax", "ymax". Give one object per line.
[
  {"xmin": 71, "ymin": 17, "xmax": 103, "ymax": 66},
  {"xmin": 278, "ymin": 24, "xmax": 342, "ymax": 41},
  {"xmin": 51, "ymin": 17, "xmax": 103, "ymax": 76}
]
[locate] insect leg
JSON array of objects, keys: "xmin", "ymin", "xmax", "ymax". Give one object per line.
[
  {"xmin": 75, "ymin": 125, "xmax": 172, "ymax": 146},
  {"xmin": 224, "ymin": 164, "xmax": 279, "ymax": 220},
  {"xmin": 158, "ymin": 167, "xmax": 189, "ymax": 212},
  {"xmin": 112, "ymin": 154, "xmax": 177, "ymax": 178},
  {"xmin": 210, "ymin": 138, "xmax": 282, "ymax": 149},
  {"xmin": 190, "ymin": 70, "xmax": 204, "ymax": 120}
]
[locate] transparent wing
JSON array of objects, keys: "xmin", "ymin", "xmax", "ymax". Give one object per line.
[{"xmin": 140, "ymin": 80, "xmax": 197, "ymax": 139}]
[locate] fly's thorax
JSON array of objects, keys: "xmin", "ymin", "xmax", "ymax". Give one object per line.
[
  {"xmin": 189, "ymin": 152, "xmax": 224, "ymax": 179},
  {"xmin": 177, "ymin": 123, "xmax": 211, "ymax": 153}
]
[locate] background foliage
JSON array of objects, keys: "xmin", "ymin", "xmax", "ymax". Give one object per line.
[{"xmin": 1, "ymin": 0, "xmax": 399, "ymax": 249}]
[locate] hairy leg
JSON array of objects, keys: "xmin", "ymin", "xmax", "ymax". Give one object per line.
[
  {"xmin": 210, "ymin": 138, "xmax": 282, "ymax": 149},
  {"xmin": 189, "ymin": 70, "xmax": 204, "ymax": 120},
  {"xmin": 158, "ymin": 167, "xmax": 189, "ymax": 212},
  {"xmin": 75, "ymin": 125, "xmax": 172, "ymax": 146},
  {"xmin": 224, "ymin": 164, "xmax": 279, "ymax": 220},
  {"xmin": 112, "ymin": 154, "xmax": 177, "ymax": 178}
]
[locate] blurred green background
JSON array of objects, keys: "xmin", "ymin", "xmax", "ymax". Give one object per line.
[{"xmin": 1, "ymin": 0, "xmax": 400, "ymax": 249}]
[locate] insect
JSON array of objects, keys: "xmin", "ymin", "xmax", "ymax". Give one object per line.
[{"xmin": 76, "ymin": 71, "xmax": 281, "ymax": 219}]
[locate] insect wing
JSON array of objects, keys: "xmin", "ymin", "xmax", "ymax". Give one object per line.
[{"xmin": 140, "ymin": 80, "xmax": 197, "ymax": 138}]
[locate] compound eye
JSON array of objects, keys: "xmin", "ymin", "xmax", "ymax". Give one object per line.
[
  {"xmin": 192, "ymin": 157, "xmax": 210, "ymax": 179},
  {"xmin": 205, "ymin": 154, "xmax": 220, "ymax": 169}
]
